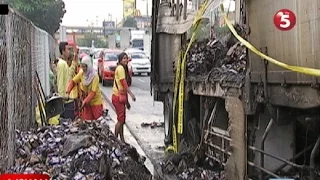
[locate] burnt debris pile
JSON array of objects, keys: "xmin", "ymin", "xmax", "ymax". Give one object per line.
[
  {"xmin": 187, "ymin": 24, "xmax": 249, "ymax": 87},
  {"xmin": 161, "ymin": 151, "xmax": 225, "ymax": 180},
  {"xmin": 8, "ymin": 117, "xmax": 152, "ymax": 180}
]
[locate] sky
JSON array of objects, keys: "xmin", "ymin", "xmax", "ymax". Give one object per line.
[{"xmin": 62, "ymin": 0, "xmax": 152, "ymax": 27}]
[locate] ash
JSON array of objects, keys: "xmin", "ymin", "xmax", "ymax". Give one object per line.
[
  {"xmin": 7, "ymin": 117, "xmax": 152, "ymax": 180},
  {"xmin": 161, "ymin": 146, "xmax": 225, "ymax": 180},
  {"xmin": 187, "ymin": 24, "xmax": 249, "ymax": 88}
]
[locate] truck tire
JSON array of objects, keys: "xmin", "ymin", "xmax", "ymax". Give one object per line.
[{"xmin": 164, "ymin": 92, "xmax": 173, "ymax": 145}]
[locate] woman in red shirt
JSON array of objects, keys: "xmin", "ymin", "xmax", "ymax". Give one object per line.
[{"xmin": 112, "ymin": 52, "xmax": 136, "ymax": 143}]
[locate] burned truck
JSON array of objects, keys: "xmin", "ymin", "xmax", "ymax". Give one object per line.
[{"xmin": 151, "ymin": 0, "xmax": 320, "ymax": 179}]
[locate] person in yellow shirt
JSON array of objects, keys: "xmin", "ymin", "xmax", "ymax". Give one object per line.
[
  {"xmin": 66, "ymin": 55, "xmax": 103, "ymax": 120},
  {"xmin": 56, "ymin": 42, "xmax": 78, "ymax": 120},
  {"xmin": 112, "ymin": 52, "xmax": 136, "ymax": 143}
]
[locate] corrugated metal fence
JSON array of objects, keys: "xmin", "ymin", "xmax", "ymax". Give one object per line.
[{"xmin": 0, "ymin": 9, "xmax": 57, "ymax": 170}]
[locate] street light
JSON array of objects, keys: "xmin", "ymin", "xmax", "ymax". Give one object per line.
[{"xmin": 108, "ymin": 14, "xmax": 112, "ymax": 21}]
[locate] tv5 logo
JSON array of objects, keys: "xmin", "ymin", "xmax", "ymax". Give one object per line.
[{"xmin": 274, "ymin": 9, "xmax": 296, "ymax": 31}]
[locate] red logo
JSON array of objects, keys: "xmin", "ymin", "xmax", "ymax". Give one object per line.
[
  {"xmin": 273, "ymin": 9, "xmax": 296, "ymax": 31},
  {"xmin": 0, "ymin": 174, "xmax": 50, "ymax": 180}
]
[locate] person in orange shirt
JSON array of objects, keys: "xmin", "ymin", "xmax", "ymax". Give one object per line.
[
  {"xmin": 66, "ymin": 55, "xmax": 103, "ymax": 120},
  {"xmin": 112, "ymin": 52, "xmax": 136, "ymax": 143}
]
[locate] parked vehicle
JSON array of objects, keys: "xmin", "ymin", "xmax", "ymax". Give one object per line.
[
  {"xmin": 78, "ymin": 47, "xmax": 91, "ymax": 55},
  {"xmin": 124, "ymin": 48, "xmax": 150, "ymax": 76},
  {"xmin": 97, "ymin": 49, "xmax": 132, "ymax": 86},
  {"xmin": 131, "ymin": 38, "xmax": 144, "ymax": 50},
  {"xmin": 92, "ymin": 49, "xmax": 103, "ymax": 71},
  {"xmin": 128, "ymin": 52, "xmax": 151, "ymax": 76},
  {"xmin": 124, "ymin": 48, "xmax": 145, "ymax": 55}
]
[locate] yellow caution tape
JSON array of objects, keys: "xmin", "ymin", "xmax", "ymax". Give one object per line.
[
  {"xmin": 172, "ymin": 51, "xmax": 182, "ymax": 153},
  {"xmin": 170, "ymin": 0, "xmax": 211, "ymax": 153},
  {"xmin": 177, "ymin": 0, "xmax": 210, "ymax": 135},
  {"xmin": 177, "ymin": 51, "xmax": 185, "ymax": 134},
  {"xmin": 164, "ymin": 145, "xmax": 175, "ymax": 154},
  {"xmin": 172, "ymin": 124, "xmax": 178, "ymax": 153},
  {"xmin": 172, "ymin": 51, "xmax": 182, "ymax": 129},
  {"xmin": 220, "ymin": 4, "xmax": 320, "ymax": 77}
]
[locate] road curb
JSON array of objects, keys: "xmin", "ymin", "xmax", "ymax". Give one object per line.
[{"xmin": 101, "ymin": 91, "xmax": 162, "ymax": 178}]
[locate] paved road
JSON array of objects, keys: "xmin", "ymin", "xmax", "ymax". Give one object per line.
[
  {"xmin": 131, "ymin": 74, "xmax": 150, "ymax": 91},
  {"xmin": 100, "ymin": 75, "xmax": 165, "ymax": 169}
]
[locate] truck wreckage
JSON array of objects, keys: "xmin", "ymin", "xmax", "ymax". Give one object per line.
[{"xmin": 151, "ymin": 0, "xmax": 320, "ymax": 179}]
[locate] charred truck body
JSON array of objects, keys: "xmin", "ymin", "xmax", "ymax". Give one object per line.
[{"xmin": 151, "ymin": 0, "xmax": 320, "ymax": 179}]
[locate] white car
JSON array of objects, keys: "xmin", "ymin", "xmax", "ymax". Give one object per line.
[
  {"xmin": 129, "ymin": 53, "xmax": 151, "ymax": 76},
  {"xmin": 92, "ymin": 50, "xmax": 102, "ymax": 71}
]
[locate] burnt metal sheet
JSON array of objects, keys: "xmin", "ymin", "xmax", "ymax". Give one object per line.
[
  {"xmin": 267, "ymin": 85, "xmax": 320, "ymax": 108},
  {"xmin": 248, "ymin": 0, "xmax": 320, "ymax": 84},
  {"xmin": 225, "ymin": 96, "xmax": 246, "ymax": 180},
  {"xmin": 157, "ymin": 33, "xmax": 181, "ymax": 84},
  {"xmin": 156, "ymin": 3, "xmax": 200, "ymax": 34},
  {"xmin": 188, "ymin": 81, "xmax": 242, "ymax": 98}
]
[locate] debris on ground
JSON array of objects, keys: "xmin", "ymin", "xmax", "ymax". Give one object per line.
[
  {"xmin": 7, "ymin": 117, "xmax": 152, "ymax": 180},
  {"xmin": 186, "ymin": 24, "xmax": 249, "ymax": 88},
  {"xmin": 141, "ymin": 122, "xmax": 164, "ymax": 129},
  {"xmin": 160, "ymin": 150, "xmax": 225, "ymax": 180}
]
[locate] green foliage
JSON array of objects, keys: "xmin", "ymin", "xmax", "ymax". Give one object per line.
[
  {"xmin": 123, "ymin": 17, "xmax": 137, "ymax": 28},
  {"xmin": 5, "ymin": 0, "xmax": 66, "ymax": 36},
  {"xmin": 77, "ymin": 33, "xmax": 108, "ymax": 49}
]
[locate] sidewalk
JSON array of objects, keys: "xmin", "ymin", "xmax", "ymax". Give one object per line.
[{"xmin": 101, "ymin": 89, "xmax": 179, "ymax": 180}]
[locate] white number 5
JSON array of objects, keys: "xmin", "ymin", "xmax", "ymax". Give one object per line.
[{"xmin": 279, "ymin": 12, "xmax": 290, "ymax": 28}]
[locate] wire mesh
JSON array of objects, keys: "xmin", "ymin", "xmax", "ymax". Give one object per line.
[{"xmin": 0, "ymin": 9, "xmax": 58, "ymax": 171}]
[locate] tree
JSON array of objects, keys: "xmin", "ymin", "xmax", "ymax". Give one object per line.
[
  {"xmin": 77, "ymin": 33, "xmax": 108, "ymax": 49},
  {"xmin": 123, "ymin": 17, "xmax": 137, "ymax": 28},
  {"xmin": 5, "ymin": 0, "xmax": 66, "ymax": 36}
]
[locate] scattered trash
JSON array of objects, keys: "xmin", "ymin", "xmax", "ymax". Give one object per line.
[
  {"xmin": 7, "ymin": 117, "xmax": 152, "ymax": 180},
  {"xmin": 141, "ymin": 122, "xmax": 164, "ymax": 129},
  {"xmin": 156, "ymin": 146, "xmax": 166, "ymax": 151},
  {"xmin": 186, "ymin": 24, "xmax": 249, "ymax": 88},
  {"xmin": 160, "ymin": 151, "xmax": 225, "ymax": 180}
]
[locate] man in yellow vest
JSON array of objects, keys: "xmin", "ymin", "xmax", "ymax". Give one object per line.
[{"xmin": 56, "ymin": 42, "xmax": 79, "ymax": 120}]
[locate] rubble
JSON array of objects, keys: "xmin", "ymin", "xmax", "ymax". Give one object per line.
[
  {"xmin": 186, "ymin": 24, "xmax": 249, "ymax": 88},
  {"xmin": 141, "ymin": 122, "xmax": 164, "ymax": 129},
  {"xmin": 160, "ymin": 151, "xmax": 225, "ymax": 180},
  {"xmin": 7, "ymin": 117, "xmax": 152, "ymax": 180}
]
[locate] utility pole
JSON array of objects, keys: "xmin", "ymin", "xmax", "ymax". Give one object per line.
[
  {"xmin": 146, "ymin": 0, "xmax": 149, "ymax": 17},
  {"xmin": 103, "ymin": 19, "xmax": 106, "ymax": 36}
]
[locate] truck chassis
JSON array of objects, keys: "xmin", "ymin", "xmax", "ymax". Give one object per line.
[{"xmin": 151, "ymin": 0, "xmax": 320, "ymax": 179}]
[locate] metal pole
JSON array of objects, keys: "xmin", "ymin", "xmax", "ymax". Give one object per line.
[
  {"xmin": 310, "ymin": 136, "xmax": 320, "ymax": 180},
  {"xmin": 259, "ymin": 118, "xmax": 274, "ymax": 180},
  {"xmin": 183, "ymin": 0, "xmax": 187, "ymax": 20},
  {"xmin": 176, "ymin": 0, "xmax": 180, "ymax": 20},
  {"xmin": 122, "ymin": 0, "xmax": 125, "ymax": 20},
  {"xmin": 197, "ymin": 0, "xmax": 200, "ymax": 10},
  {"xmin": 264, "ymin": 143, "xmax": 315, "ymax": 179},
  {"xmin": 146, "ymin": 0, "xmax": 149, "ymax": 17}
]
